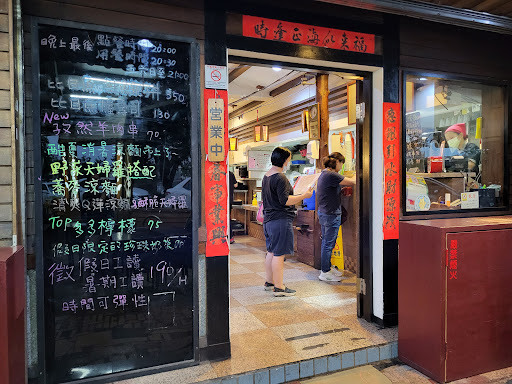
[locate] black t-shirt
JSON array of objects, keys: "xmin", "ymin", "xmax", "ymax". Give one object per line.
[
  {"xmin": 316, "ymin": 169, "xmax": 345, "ymax": 215},
  {"xmin": 262, "ymin": 173, "xmax": 296, "ymax": 223}
]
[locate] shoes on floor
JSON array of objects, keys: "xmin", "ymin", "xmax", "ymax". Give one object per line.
[
  {"xmin": 330, "ymin": 267, "xmax": 343, "ymax": 277},
  {"xmin": 273, "ymin": 286, "xmax": 296, "ymax": 297},
  {"xmin": 319, "ymin": 270, "xmax": 342, "ymax": 282},
  {"xmin": 264, "ymin": 282, "xmax": 275, "ymax": 291},
  {"xmin": 230, "ymin": 238, "xmax": 235, "ymax": 244}
]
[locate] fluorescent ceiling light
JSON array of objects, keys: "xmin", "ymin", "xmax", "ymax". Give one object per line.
[{"xmin": 272, "ymin": 66, "xmax": 282, "ymax": 72}]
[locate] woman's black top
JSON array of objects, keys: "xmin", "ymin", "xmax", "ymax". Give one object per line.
[{"xmin": 262, "ymin": 173, "xmax": 296, "ymax": 223}]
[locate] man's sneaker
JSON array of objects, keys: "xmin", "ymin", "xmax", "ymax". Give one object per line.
[
  {"xmin": 264, "ymin": 282, "xmax": 275, "ymax": 291},
  {"xmin": 330, "ymin": 268, "xmax": 343, "ymax": 277},
  {"xmin": 319, "ymin": 271, "xmax": 342, "ymax": 282},
  {"xmin": 273, "ymin": 286, "xmax": 296, "ymax": 297}
]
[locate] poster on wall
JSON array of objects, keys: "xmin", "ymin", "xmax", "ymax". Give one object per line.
[
  {"xmin": 383, "ymin": 103, "xmax": 400, "ymax": 240},
  {"xmin": 34, "ymin": 23, "xmax": 197, "ymax": 383}
]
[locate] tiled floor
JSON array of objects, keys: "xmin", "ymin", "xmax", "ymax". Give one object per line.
[
  {"xmin": 115, "ymin": 235, "xmax": 398, "ymax": 384},
  {"xmin": 209, "ymin": 235, "xmax": 397, "ymax": 378}
]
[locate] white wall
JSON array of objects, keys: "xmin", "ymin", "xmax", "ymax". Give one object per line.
[{"xmin": 372, "ymin": 68, "xmax": 384, "ymax": 320}]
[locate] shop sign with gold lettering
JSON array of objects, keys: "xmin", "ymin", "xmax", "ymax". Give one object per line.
[
  {"xmin": 243, "ymin": 15, "xmax": 376, "ymax": 54},
  {"xmin": 208, "ymin": 98, "xmax": 225, "ymax": 162}
]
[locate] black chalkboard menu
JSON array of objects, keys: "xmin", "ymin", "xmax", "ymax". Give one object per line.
[{"xmin": 34, "ymin": 22, "xmax": 198, "ymax": 383}]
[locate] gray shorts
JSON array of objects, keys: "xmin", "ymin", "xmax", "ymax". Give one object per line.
[{"xmin": 263, "ymin": 218, "xmax": 294, "ymax": 256}]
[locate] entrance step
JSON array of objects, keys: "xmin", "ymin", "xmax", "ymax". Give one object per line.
[
  {"xmin": 300, "ymin": 365, "xmax": 391, "ymax": 384},
  {"xmin": 199, "ymin": 341, "xmax": 398, "ymax": 384}
]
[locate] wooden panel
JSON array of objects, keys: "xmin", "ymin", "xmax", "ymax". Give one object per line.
[
  {"xmin": 481, "ymin": 86, "xmax": 505, "ymax": 189},
  {"xmin": 58, "ymin": 0, "xmax": 204, "ymax": 24},
  {"xmin": 247, "ymin": 221, "xmax": 264, "ymax": 241},
  {"xmin": 414, "ymin": 0, "xmax": 512, "ymax": 17},
  {"xmin": 23, "ymin": 0, "xmax": 204, "ymax": 39},
  {"xmin": 296, "ymin": 210, "xmax": 321, "ymax": 270},
  {"xmin": 400, "ymin": 18, "xmax": 512, "ymax": 80},
  {"xmin": 341, "ymin": 191, "xmax": 358, "ymax": 274}
]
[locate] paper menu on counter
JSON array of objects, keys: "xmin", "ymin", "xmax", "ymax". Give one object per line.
[{"xmin": 293, "ymin": 173, "xmax": 321, "ymax": 195}]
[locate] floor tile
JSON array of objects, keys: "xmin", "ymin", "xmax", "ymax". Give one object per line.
[
  {"xmin": 246, "ymin": 299, "xmax": 329, "ymax": 327},
  {"xmin": 230, "ymin": 264, "xmax": 254, "ymax": 276},
  {"xmin": 232, "ymin": 254, "xmax": 267, "ymax": 264},
  {"xmin": 335, "ymin": 315, "xmax": 398, "ymax": 344},
  {"xmin": 301, "ymin": 294, "xmax": 357, "ymax": 310},
  {"xmin": 231, "ymin": 286, "xmax": 296, "ymax": 306},
  {"xmin": 256, "ymin": 269, "xmax": 318, "ymax": 284},
  {"xmin": 230, "ymin": 307, "xmax": 267, "ymax": 335},
  {"xmin": 230, "ymin": 297, "xmax": 243, "ymax": 308},
  {"xmin": 114, "ymin": 362, "xmax": 216, "ymax": 384},
  {"xmin": 211, "ymin": 329, "xmax": 300, "ymax": 377},
  {"xmin": 230, "ymin": 273, "xmax": 266, "ymax": 289},
  {"xmin": 271, "ymin": 318, "xmax": 370, "ymax": 360},
  {"xmin": 230, "ymin": 248, "xmax": 259, "ymax": 257},
  {"xmin": 243, "ymin": 261, "xmax": 294, "ymax": 273},
  {"xmin": 288, "ymin": 280, "xmax": 354, "ymax": 299}
]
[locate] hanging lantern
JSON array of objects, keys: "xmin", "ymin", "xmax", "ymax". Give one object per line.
[
  {"xmin": 254, "ymin": 125, "xmax": 269, "ymax": 142},
  {"xmin": 229, "ymin": 137, "xmax": 238, "ymax": 151}
]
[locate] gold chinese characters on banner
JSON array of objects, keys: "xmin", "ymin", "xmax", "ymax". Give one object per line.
[{"xmin": 207, "ymin": 98, "xmax": 225, "ymax": 162}]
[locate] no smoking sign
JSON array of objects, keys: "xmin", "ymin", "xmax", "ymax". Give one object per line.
[{"xmin": 205, "ymin": 65, "xmax": 228, "ymax": 90}]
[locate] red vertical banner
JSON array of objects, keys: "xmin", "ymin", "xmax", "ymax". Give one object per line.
[
  {"xmin": 204, "ymin": 89, "xmax": 230, "ymax": 257},
  {"xmin": 383, "ymin": 103, "xmax": 400, "ymax": 240}
]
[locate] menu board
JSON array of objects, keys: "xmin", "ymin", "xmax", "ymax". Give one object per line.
[
  {"xmin": 248, "ymin": 150, "xmax": 272, "ymax": 171},
  {"xmin": 34, "ymin": 23, "xmax": 197, "ymax": 383}
]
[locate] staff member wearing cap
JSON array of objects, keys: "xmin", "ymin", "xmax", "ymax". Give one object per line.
[{"xmin": 444, "ymin": 123, "xmax": 481, "ymax": 171}]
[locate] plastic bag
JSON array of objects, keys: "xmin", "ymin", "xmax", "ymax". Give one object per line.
[{"xmin": 256, "ymin": 202, "xmax": 264, "ymax": 224}]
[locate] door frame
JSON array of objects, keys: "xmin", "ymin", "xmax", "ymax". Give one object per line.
[{"xmin": 226, "ymin": 49, "xmax": 376, "ymax": 321}]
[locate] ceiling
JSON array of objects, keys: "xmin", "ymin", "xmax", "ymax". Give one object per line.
[
  {"xmin": 411, "ymin": 0, "xmax": 512, "ymax": 18},
  {"xmin": 228, "ymin": 63, "xmax": 358, "ymax": 118}
]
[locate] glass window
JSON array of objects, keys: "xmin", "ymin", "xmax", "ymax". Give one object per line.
[{"xmin": 404, "ymin": 74, "xmax": 506, "ymax": 212}]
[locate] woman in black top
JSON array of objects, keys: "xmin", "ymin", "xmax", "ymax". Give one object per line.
[
  {"xmin": 316, "ymin": 153, "xmax": 356, "ymax": 283},
  {"xmin": 262, "ymin": 147, "xmax": 313, "ymax": 297}
]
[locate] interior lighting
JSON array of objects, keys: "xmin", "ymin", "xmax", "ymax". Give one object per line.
[
  {"xmin": 229, "ymin": 137, "xmax": 238, "ymax": 151},
  {"xmin": 272, "ymin": 66, "xmax": 282, "ymax": 72},
  {"xmin": 254, "ymin": 125, "xmax": 269, "ymax": 142}
]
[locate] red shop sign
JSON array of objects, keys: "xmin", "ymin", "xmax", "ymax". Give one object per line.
[
  {"xmin": 383, "ymin": 103, "xmax": 400, "ymax": 240},
  {"xmin": 204, "ymin": 89, "xmax": 230, "ymax": 257},
  {"xmin": 243, "ymin": 15, "xmax": 375, "ymax": 54}
]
